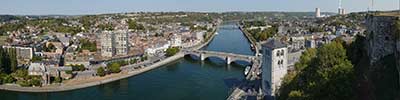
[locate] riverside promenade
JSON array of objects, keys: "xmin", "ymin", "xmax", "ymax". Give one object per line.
[{"xmin": 0, "ymin": 24, "xmax": 219, "ymax": 92}]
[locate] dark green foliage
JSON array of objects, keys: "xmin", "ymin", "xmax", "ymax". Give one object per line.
[
  {"xmin": 65, "ymin": 70, "xmax": 73, "ymax": 74},
  {"xmin": 165, "ymin": 47, "xmax": 180, "ymax": 57},
  {"xmin": 127, "ymin": 19, "xmax": 145, "ymax": 30},
  {"xmin": 2, "ymin": 75, "xmax": 15, "ymax": 84},
  {"xmin": 0, "ymin": 23, "xmax": 25, "ymax": 34},
  {"xmin": 242, "ymin": 21, "xmax": 266, "ymax": 28},
  {"xmin": 53, "ymin": 77, "xmax": 62, "ymax": 83},
  {"xmin": 98, "ymin": 23, "xmax": 114, "ymax": 31},
  {"xmin": 141, "ymin": 55, "xmax": 148, "ymax": 61},
  {"xmin": 110, "ymin": 60, "xmax": 129, "ymax": 66},
  {"xmin": 107, "ymin": 63, "xmax": 121, "ymax": 73},
  {"xmin": 0, "ymin": 47, "xmax": 18, "ymax": 74},
  {"xmin": 242, "ymin": 21, "xmax": 277, "ymax": 41},
  {"xmin": 130, "ymin": 59, "xmax": 138, "ymax": 64},
  {"xmin": 70, "ymin": 64, "xmax": 86, "ymax": 71},
  {"xmin": 17, "ymin": 75, "xmax": 42, "ymax": 87},
  {"xmin": 11, "ymin": 69, "xmax": 28, "ymax": 80},
  {"xmin": 77, "ymin": 39, "xmax": 97, "ymax": 52},
  {"xmin": 30, "ymin": 78, "xmax": 41, "ymax": 86},
  {"xmin": 278, "ymin": 41, "xmax": 355, "ymax": 100},
  {"xmin": 31, "ymin": 55, "xmax": 43, "ymax": 62},
  {"xmin": 43, "ymin": 43, "xmax": 56, "ymax": 52},
  {"xmin": 97, "ymin": 67, "xmax": 106, "ymax": 77},
  {"xmin": 294, "ymin": 48, "xmax": 317, "ymax": 72}
]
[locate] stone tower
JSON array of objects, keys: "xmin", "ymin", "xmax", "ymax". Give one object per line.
[{"xmin": 261, "ymin": 38, "xmax": 288, "ymax": 96}]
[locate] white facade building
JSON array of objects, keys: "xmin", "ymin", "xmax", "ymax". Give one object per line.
[
  {"xmin": 100, "ymin": 31, "xmax": 115, "ymax": 57},
  {"xmin": 170, "ymin": 34, "xmax": 182, "ymax": 47},
  {"xmin": 115, "ymin": 30, "xmax": 129, "ymax": 55},
  {"xmin": 100, "ymin": 30, "xmax": 129, "ymax": 57},
  {"xmin": 145, "ymin": 43, "xmax": 171, "ymax": 55},
  {"xmin": 261, "ymin": 38, "xmax": 288, "ymax": 96}
]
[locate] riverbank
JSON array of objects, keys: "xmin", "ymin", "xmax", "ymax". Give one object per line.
[
  {"xmin": 237, "ymin": 22, "xmax": 259, "ymax": 55},
  {"xmin": 0, "ymin": 53, "xmax": 185, "ymax": 92}
]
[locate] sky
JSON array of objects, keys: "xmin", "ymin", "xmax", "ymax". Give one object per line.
[{"xmin": 0, "ymin": 0, "xmax": 398, "ymax": 15}]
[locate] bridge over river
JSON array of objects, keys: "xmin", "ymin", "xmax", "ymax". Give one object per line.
[{"xmin": 183, "ymin": 50, "xmax": 257, "ymax": 65}]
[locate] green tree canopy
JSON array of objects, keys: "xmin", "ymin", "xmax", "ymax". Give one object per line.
[
  {"xmin": 278, "ymin": 41, "xmax": 355, "ymax": 100},
  {"xmin": 97, "ymin": 67, "xmax": 106, "ymax": 77},
  {"xmin": 107, "ymin": 63, "xmax": 121, "ymax": 73},
  {"xmin": 165, "ymin": 47, "xmax": 180, "ymax": 57}
]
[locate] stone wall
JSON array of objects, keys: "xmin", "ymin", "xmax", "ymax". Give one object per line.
[
  {"xmin": 366, "ymin": 14, "xmax": 400, "ymax": 87},
  {"xmin": 366, "ymin": 14, "xmax": 398, "ymax": 64}
]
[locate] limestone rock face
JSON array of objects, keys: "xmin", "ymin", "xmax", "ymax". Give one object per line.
[
  {"xmin": 366, "ymin": 15, "xmax": 398, "ymax": 64},
  {"xmin": 366, "ymin": 14, "xmax": 400, "ymax": 87}
]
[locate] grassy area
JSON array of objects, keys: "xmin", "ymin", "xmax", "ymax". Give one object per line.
[{"xmin": 0, "ymin": 36, "xmax": 8, "ymax": 45}]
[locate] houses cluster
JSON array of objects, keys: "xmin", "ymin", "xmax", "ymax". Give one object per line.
[{"xmin": 0, "ymin": 13, "xmax": 216, "ymax": 86}]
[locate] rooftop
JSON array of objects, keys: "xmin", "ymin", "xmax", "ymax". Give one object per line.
[{"xmin": 262, "ymin": 38, "xmax": 287, "ymax": 49}]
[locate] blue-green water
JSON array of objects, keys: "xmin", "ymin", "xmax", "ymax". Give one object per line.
[{"xmin": 0, "ymin": 22, "xmax": 253, "ymax": 100}]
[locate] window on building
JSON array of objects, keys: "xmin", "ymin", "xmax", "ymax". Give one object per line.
[{"xmin": 276, "ymin": 50, "xmax": 280, "ymax": 56}]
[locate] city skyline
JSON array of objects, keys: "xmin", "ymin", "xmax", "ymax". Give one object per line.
[{"xmin": 0, "ymin": 0, "xmax": 398, "ymax": 15}]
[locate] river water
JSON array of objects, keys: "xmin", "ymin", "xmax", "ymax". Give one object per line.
[{"xmin": 0, "ymin": 22, "xmax": 254, "ymax": 100}]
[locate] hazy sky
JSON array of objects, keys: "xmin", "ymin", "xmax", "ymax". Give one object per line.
[{"xmin": 0, "ymin": 0, "xmax": 398, "ymax": 15}]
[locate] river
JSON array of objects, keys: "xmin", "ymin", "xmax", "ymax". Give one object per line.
[{"xmin": 0, "ymin": 22, "xmax": 254, "ymax": 100}]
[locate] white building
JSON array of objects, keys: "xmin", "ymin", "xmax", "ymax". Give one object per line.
[
  {"xmin": 100, "ymin": 31, "xmax": 115, "ymax": 57},
  {"xmin": 28, "ymin": 63, "xmax": 46, "ymax": 76},
  {"xmin": 3, "ymin": 46, "xmax": 33, "ymax": 62},
  {"xmin": 145, "ymin": 43, "xmax": 171, "ymax": 55},
  {"xmin": 170, "ymin": 34, "xmax": 182, "ymax": 47},
  {"xmin": 315, "ymin": 8, "xmax": 321, "ymax": 18},
  {"xmin": 195, "ymin": 31, "xmax": 205, "ymax": 41},
  {"xmin": 115, "ymin": 30, "xmax": 129, "ymax": 56},
  {"xmin": 100, "ymin": 30, "xmax": 129, "ymax": 57},
  {"xmin": 261, "ymin": 38, "xmax": 288, "ymax": 96}
]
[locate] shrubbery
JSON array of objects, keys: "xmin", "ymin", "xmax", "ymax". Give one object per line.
[{"xmin": 165, "ymin": 47, "xmax": 180, "ymax": 57}]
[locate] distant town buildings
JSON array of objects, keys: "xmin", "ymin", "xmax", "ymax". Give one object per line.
[
  {"xmin": 261, "ymin": 38, "xmax": 288, "ymax": 96},
  {"xmin": 338, "ymin": 0, "xmax": 346, "ymax": 15},
  {"xmin": 338, "ymin": 8, "xmax": 346, "ymax": 15}
]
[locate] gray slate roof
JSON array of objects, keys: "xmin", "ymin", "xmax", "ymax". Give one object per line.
[{"xmin": 262, "ymin": 38, "xmax": 287, "ymax": 49}]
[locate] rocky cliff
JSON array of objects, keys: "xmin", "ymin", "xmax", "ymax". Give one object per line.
[{"xmin": 366, "ymin": 13, "xmax": 400, "ymax": 89}]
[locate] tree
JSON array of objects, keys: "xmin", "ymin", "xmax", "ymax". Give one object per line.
[
  {"xmin": 97, "ymin": 67, "xmax": 105, "ymax": 77},
  {"xmin": 31, "ymin": 55, "xmax": 43, "ymax": 62},
  {"xmin": 107, "ymin": 63, "xmax": 121, "ymax": 73},
  {"xmin": 294, "ymin": 48, "xmax": 317, "ymax": 72},
  {"xmin": 53, "ymin": 77, "xmax": 62, "ymax": 83},
  {"xmin": 30, "ymin": 78, "xmax": 41, "ymax": 86},
  {"xmin": 11, "ymin": 69, "xmax": 28, "ymax": 80},
  {"xmin": 43, "ymin": 43, "xmax": 56, "ymax": 52},
  {"xmin": 71, "ymin": 64, "xmax": 86, "ymax": 71},
  {"xmin": 2, "ymin": 75, "xmax": 15, "ymax": 84},
  {"xmin": 165, "ymin": 47, "xmax": 180, "ymax": 57},
  {"xmin": 0, "ymin": 47, "xmax": 16, "ymax": 74},
  {"xmin": 278, "ymin": 41, "xmax": 355, "ymax": 100},
  {"xmin": 78, "ymin": 39, "xmax": 97, "ymax": 52},
  {"xmin": 128, "ymin": 19, "xmax": 145, "ymax": 30},
  {"xmin": 130, "ymin": 59, "xmax": 138, "ymax": 64}
]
